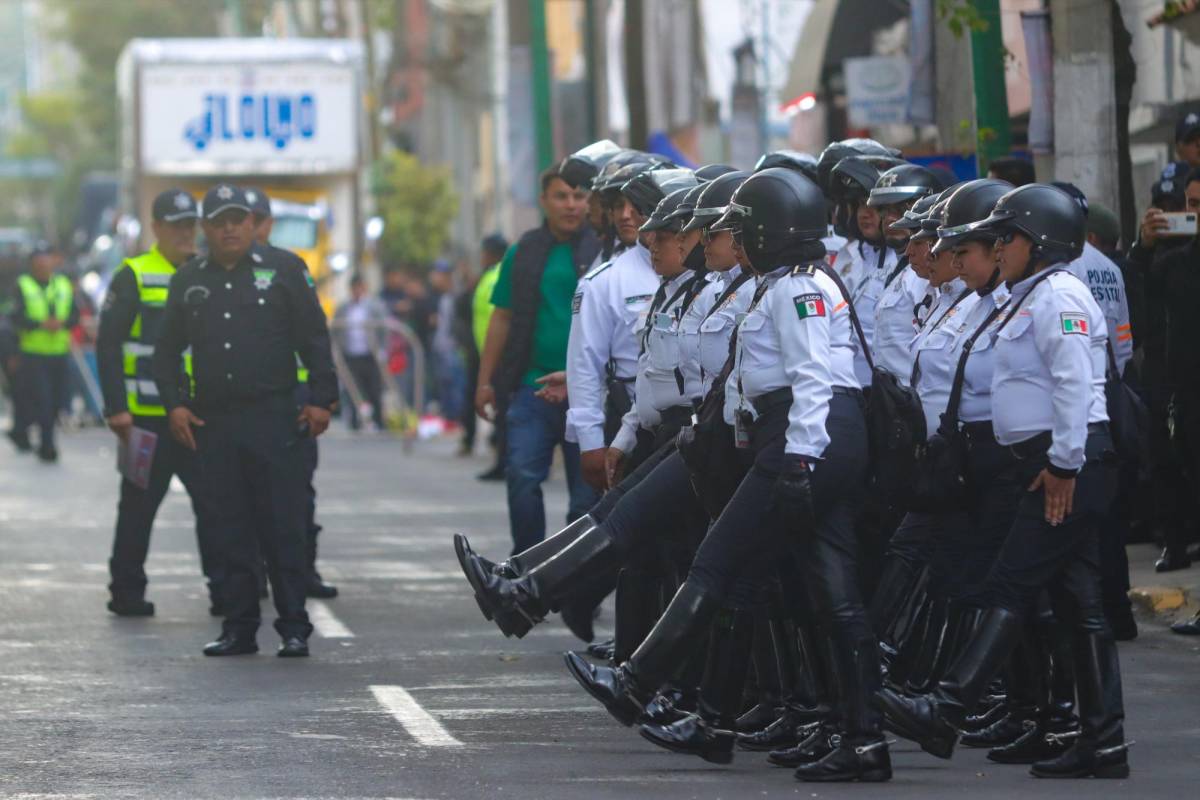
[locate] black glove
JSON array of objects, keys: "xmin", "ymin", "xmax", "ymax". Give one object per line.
[{"xmin": 773, "ymin": 454, "xmax": 815, "ymax": 534}]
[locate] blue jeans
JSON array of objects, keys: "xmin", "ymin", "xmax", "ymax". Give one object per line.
[{"xmin": 504, "ymin": 385, "xmax": 597, "ymax": 554}]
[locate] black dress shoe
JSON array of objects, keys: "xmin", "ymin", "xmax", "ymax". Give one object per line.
[
  {"xmin": 586, "ymin": 637, "xmax": 615, "ymax": 659},
  {"xmin": 306, "ymin": 572, "xmax": 339, "ymax": 599},
  {"xmin": 960, "ymin": 712, "xmax": 1031, "ymax": 748},
  {"xmin": 1030, "ymin": 741, "xmax": 1130, "ymax": 778},
  {"xmin": 203, "ymin": 633, "xmax": 258, "ymax": 656},
  {"xmin": 988, "ymin": 726, "xmax": 1074, "ymax": 764},
  {"xmin": 1154, "ymin": 546, "xmax": 1191, "ymax": 573},
  {"xmin": 735, "ymin": 702, "xmax": 782, "ymax": 733},
  {"xmin": 639, "ymin": 713, "xmax": 735, "ymax": 763},
  {"xmin": 107, "ymin": 598, "xmax": 155, "ymax": 617},
  {"xmin": 872, "ymin": 688, "xmax": 957, "ymax": 759},
  {"xmin": 642, "ymin": 686, "xmax": 694, "ymax": 726},
  {"xmin": 454, "ymin": 534, "xmax": 535, "ymax": 636},
  {"xmin": 277, "ymin": 636, "xmax": 310, "ymax": 658},
  {"xmin": 6, "ymin": 430, "xmax": 32, "ymax": 452},
  {"xmin": 1170, "ymin": 612, "xmax": 1200, "ymax": 635},
  {"xmin": 767, "ymin": 723, "xmax": 837, "ymax": 767},
  {"xmin": 961, "ymin": 697, "xmax": 1007, "ymax": 732},
  {"xmin": 37, "ymin": 445, "xmax": 58, "ymax": 463},
  {"xmin": 563, "ymin": 651, "xmax": 644, "ymax": 726},
  {"xmin": 476, "ymin": 464, "xmax": 506, "ymax": 482},
  {"xmin": 738, "ymin": 705, "xmax": 825, "ymax": 751},
  {"xmin": 794, "ymin": 736, "xmax": 892, "ymax": 783}
]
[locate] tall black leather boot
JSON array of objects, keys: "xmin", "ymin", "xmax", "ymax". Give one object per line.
[
  {"xmin": 735, "ymin": 607, "xmax": 786, "ymax": 732},
  {"xmin": 565, "ymin": 581, "xmax": 721, "ymax": 727},
  {"xmin": 613, "ymin": 567, "xmax": 666, "ymax": 664},
  {"xmin": 902, "ymin": 595, "xmax": 950, "ymax": 694},
  {"xmin": 505, "ymin": 514, "xmax": 600, "ymax": 576},
  {"xmin": 914, "ymin": 604, "xmax": 985, "ymax": 694},
  {"xmin": 1031, "ymin": 631, "xmax": 1128, "ymax": 778},
  {"xmin": 887, "ymin": 590, "xmax": 935, "ymax": 688},
  {"xmin": 963, "ymin": 621, "xmax": 1047, "ymax": 749},
  {"xmin": 738, "ymin": 619, "xmax": 830, "ymax": 751},
  {"xmin": 454, "ymin": 523, "xmax": 616, "ymax": 637},
  {"xmin": 874, "ymin": 607, "xmax": 1023, "ymax": 759},
  {"xmin": 794, "ymin": 632, "xmax": 891, "ymax": 782},
  {"xmin": 869, "ymin": 557, "xmax": 924, "ymax": 645},
  {"xmin": 639, "ymin": 607, "xmax": 753, "ymax": 763}
]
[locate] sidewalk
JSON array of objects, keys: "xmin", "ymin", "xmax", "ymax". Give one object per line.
[{"xmin": 1128, "ymin": 542, "xmax": 1200, "ymax": 627}]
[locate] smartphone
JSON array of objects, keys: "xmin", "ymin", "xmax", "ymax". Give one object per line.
[{"xmin": 1161, "ymin": 211, "xmax": 1198, "ymax": 237}]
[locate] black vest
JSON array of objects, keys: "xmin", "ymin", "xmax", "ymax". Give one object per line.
[{"xmin": 495, "ymin": 223, "xmax": 600, "ymax": 397}]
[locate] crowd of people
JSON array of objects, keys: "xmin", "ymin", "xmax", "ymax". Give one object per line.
[{"xmin": 443, "ymin": 125, "xmax": 1200, "ymax": 783}]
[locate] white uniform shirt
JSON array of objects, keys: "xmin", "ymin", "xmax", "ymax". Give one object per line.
[
  {"xmin": 872, "ymin": 263, "xmax": 929, "ymax": 384},
  {"xmin": 565, "ymin": 243, "xmax": 657, "ymax": 451},
  {"xmin": 950, "ymin": 284, "xmax": 1012, "ymax": 425},
  {"xmin": 1066, "ymin": 242, "xmax": 1133, "ymax": 373},
  {"xmin": 992, "ymin": 269, "xmax": 1109, "ymax": 473},
  {"xmin": 611, "ymin": 269, "xmax": 697, "ymax": 453},
  {"xmin": 841, "ymin": 242, "xmax": 900, "ymax": 386},
  {"xmin": 911, "ymin": 282, "xmax": 980, "ymax": 437},
  {"xmin": 678, "ymin": 268, "xmax": 748, "ymax": 400},
  {"xmin": 694, "ymin": 268, "xmax": 754, "ymax": 396},
  {"xmin": 725, "ymin": 264, "xmax": 859, "ymax": 460}
]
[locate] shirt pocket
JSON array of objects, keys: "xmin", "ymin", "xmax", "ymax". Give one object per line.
[
  {"xmin": 995, "ymin": 313, "xmax": 1036, "ymax": 376},
  {"xmin": 699, "ymin": 314, "xmax": 735, "ymax": 373},
  {"xmin": 646, "ymin": 313, "xmax": 681, "ymax": 369}
]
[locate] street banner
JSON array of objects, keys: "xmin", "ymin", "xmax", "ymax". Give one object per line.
[
  {"xmin": 844, "ymin": 56, "xmax": 911, "ymax": 128},
  {"xmin": 1022, "ymin": 10, "xmax": 1054, "ymax": 154}
]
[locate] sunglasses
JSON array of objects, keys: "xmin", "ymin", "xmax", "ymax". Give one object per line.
[{"xmin": 700, "ymin": 227, "xmax": 728, "ymax": 244}]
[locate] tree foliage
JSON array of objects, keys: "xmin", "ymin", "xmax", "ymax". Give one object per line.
[
  {"xmin": 372, "ymin": 150, "xmax": 458, "ymax": 268},
  {"xmin": 937, "ymin": 0, "xmax": 990, "ymax": 37}
]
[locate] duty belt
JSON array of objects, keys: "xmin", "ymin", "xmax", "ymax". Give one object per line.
[
  {"xmin": 961, "ymin": 420, "xmax": 995, "ymax": 441},
  {"xmin": 750, "ymin": 386, "xmax": 862, "ymax": 416},
  {"xmin": 1008, "ymin": 422, "xmax": 1109, "ymax": 460}
]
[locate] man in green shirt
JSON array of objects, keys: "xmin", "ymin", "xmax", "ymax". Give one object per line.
[{"xmin": 475, "ymin": 168, "xmax": 600, "ymax": 553}]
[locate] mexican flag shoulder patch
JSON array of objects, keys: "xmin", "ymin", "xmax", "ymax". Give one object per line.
[
  {"xmin": 794, "ymin": 293, "xmax": 826, "ymax": 320},
  {"xmin": 1060, "ymin": 311, "xmax": 1088, "ymax": 335}
]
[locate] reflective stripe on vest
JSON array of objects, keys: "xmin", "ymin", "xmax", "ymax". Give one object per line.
[
  {"xmin": 122, "ymin": 247, "xmax": 187, "ymax": 416},
  {"xmin": 16, "ymin": 274, "xmax": 72, "ymax": 355}
]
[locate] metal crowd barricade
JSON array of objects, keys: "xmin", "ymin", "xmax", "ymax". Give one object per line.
[{"xmin": 328, "ymin": 316, "xmax": 425, "ymax": 453}]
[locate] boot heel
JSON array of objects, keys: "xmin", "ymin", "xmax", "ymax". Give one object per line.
[{"xmin": 1092, "ymin": 763, "xmax": 1129, "ymax": 779}]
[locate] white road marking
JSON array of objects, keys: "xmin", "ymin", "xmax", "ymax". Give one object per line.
[
  {"xmin": 309, "ymin": 600, "xmax": 354, "ymax": 639},
  {"xmin": 369, "ymin": 685, "xmax": 463, "ymax": 747},
  {"xmin": 169, "ymin": 476, "xmax": 185, "ymax": 493}
]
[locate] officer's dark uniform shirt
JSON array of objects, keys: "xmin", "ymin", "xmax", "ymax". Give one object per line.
[
  {"xmin": 96, "ymin": 267, "xmax": 142, "ymax": 416},
  {"xmin": 152, "ymin": 247, "xmax": 337, "ymax": 412}
]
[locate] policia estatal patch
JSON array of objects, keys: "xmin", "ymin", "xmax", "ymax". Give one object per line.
[
  {"xmin": 1060, "ymin": 312, "xmax": 1088, "ymax": 335},
  {"xmin": 253, "ymin": 269, "xmax": 276, "ymax": 291},
  {"xmin": 572, "ymin": 292, "xmax": 583, "ymax": 314},
  {"xmin": 625, "ymin": 294, "xmax": 653, "ymax": 306},
  {"xmin": 794, "ymin": 293, "xmax": 826, "ymax": 320}
]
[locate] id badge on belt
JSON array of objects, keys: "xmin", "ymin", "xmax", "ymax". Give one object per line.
[{"xmin": 734, "ymin": 408, "xmax": 753, "ymax": 449}]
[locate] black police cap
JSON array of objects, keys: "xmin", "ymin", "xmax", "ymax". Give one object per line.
[
  {"xmin": 868, "ymin": 164, "xmax": 940, "ymax": 208},
  {"xmin": 1177, "ymin": 109, "xmax": 1200, "ymax": 143},
  {"xmin": 243, "ymin": 186, "xmax": 272, "ymax": 219},
  {"xmin": 1151, "ymin": 161, "xmax": 1190, "ymax": 207},
  {"xmin": 202, "ymin": 184, "xmax": 252, "ymax": 220},
  {"xmin": 152, "ymin": 189, "xmax": 199, "ymax": 223}
]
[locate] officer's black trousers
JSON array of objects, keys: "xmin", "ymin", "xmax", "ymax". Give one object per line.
[
  {"xmin": 109, "ymin": 415, "xmax": 222, "ymax": 601},
  {"xmin": 196, "ymin": 394, "xmax": 312, "ymax": 640},
  {"xmin": 14, "ymin": 353, "xmax": 68, "ymax": 448},
  {"xmin": 980, "ymin": 432, "xmax": 1117, "ymax": 628},
  {"xmin": 300, "ymin": 434, "xmax": 322, "ymax": 574}
]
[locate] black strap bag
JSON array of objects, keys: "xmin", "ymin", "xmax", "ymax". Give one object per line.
[{"xmin": 1104, "ymin": 341, "xmax": 1148, "ymax": 464}]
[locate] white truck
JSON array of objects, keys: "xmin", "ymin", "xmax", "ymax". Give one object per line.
[{"xmin": 117, "ymin": 38, "xmax": 369, "ymax": 313}]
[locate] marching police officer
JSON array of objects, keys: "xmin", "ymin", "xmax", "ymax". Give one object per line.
[
  {"xmin": 96, "ymin": 189, "xmax": 223, "ymax": 616},
  {"xmin": 152, "ymin": 183, "xmax": 338, "ymax": 657},
  {"xmin": 245, "ymin": 187, "xmax": 339, "ymax": 599}
]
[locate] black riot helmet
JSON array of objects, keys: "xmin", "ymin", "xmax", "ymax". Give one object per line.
[
  {"xmin": 972, "ymin": 183, "xmax": 1087, "ymax": 266},
  {"xmin": 620, "ymin": 168, "xmax": 698, "ymax": 217},
  {"xmin": 695, "ymin": 163, "xmax": 739, "ymax": 181},
  {"xmin": 828, "ymin": 156, "xmax": 881, "ymax": 203},
  {"xmin": 640, "ymin": 187, "xmax": 693, "ymax": 234},
  {"xmin": 887, "ymin": 193, "xmax": 940, "ymax": 234},
  {"xmin": 593, "ymin": 151, "xmax": 673, "ymax": 196},
  {"xmin": 558, "ymin": 139, "xmax": 623, "ymax": 189},
  {"xmin": 680, "ymin": 170, "xmax": 750, "ymax": 233},
  {"xmin": 816, "ymin": 138, "xmax": 902, "ymax": 194},
  {"xmin": 931, "ymin": 178, "xmax": 1014, "ymax": 254},
  {"xmin": 755, "ymin": 150, "xmax": 819, "ymax": 184},
  {"xmin": 710, "ymin": 168, "xmax": 828, "ymax": 273},
  {"xmin": 868, "ymin": 164, "xmax": 941, "ymax": 208},
  {"xmin": 664, "ymin": 182, "xmax": 708, "ymax": 227},
  {"xmin": 911, "ymin": 199, "xmax": 948, "ymax": 242}
]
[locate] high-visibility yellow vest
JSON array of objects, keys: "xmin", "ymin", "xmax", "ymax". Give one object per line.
[
  {"xmin": 120, "ymin": 246, "xmax": 192, "ymax": 417},
  {"xmin": 16, "ymin": 273, "xmax": 73, "ymax": 355}
]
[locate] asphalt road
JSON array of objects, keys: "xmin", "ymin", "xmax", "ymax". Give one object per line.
[{"xmin": 2, "ymin": 428, "xmax": 1198, "ymax": 800}]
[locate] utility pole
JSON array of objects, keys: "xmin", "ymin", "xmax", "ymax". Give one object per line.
[
  {"xmin": 625, "ymin": 0, "xmax": 647, "ymax": 149},
  {"xmin": 970, "ymin": 0, "xmax": 1010, "ymax": 174},
  {"xmin": 529, "ymin": 0, "xmax": 554, "ymax": 172}
]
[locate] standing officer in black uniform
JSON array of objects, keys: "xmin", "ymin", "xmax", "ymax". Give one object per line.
[
  {"xmin": 152, "ymin": 184, "xmax": 338, "ymax": 657},
  {"xmin": 245, "ymin": 187, "xmax": 338, "ymax": 599},
  {"xmin": 96, "ymin": 189, "xmax": 223, "ymax": 617}
]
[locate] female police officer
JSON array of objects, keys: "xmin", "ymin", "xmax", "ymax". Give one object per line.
[
  {"xmin": 562, "ymin": 168, "xmax": 888, "ymax": 783},
  {"xmin": 876, "ymin": 183, "xmax": 1129, "ymax": 780}
]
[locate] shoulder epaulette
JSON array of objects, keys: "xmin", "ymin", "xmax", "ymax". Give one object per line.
[{"xmin": 791, "ymin": 263, "xmax": 818, "ymax": 276}]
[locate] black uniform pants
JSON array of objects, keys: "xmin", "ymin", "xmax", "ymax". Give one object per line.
[
  {"xmin": 196, "ymin": 394, "xmax": 312, "ymax": 640},
  {"xmin": 981, "ymin": 431, "xmax": 1117, "ymax": 633},
  {"xmin": 109, "ymin": 415, "xmax": 223, "ymax": 600},
  {"xmin": 14, "ymin": 353, "xmax": 68, "ymax": 448}
]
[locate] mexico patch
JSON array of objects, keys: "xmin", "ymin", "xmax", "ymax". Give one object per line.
[
  {"xmin": 1060, "ymin": 312, "xmax": 1088, "ymax": 335},
  {"xmin": 253, "ymin": 269, "xmax": 276, "ymax": 291},
  {"xmin": 794, "ymin": 293, "xmax": 826, "ymax": 320}
]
